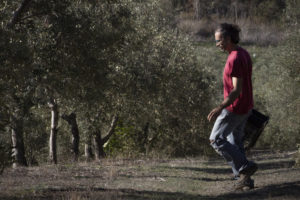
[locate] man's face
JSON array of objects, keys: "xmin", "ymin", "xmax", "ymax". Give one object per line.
[{"xmin": 215, "ymin": 31, "xmax": 229, "ymax": 52}]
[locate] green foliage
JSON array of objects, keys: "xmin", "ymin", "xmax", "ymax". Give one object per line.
[
  {"xmin": 284, "ymin": 0, "xmax": 300, "ymax": 26},
  {"xmin": 23, "ymin": 108, "xmax": 49, "ymax": 165},
  {"xmin": 0, "ymin": 142, "xmax": 11, "ymax": 174},
  {"xmin": 184, "ymin": 0, "xmax": 286, "ymax": 22},
  {"xmin": 0, "ymin": 82, "xmax": 12, "ymax": 171},
  {"xmin": 103, "ymin": 1, "xmax": 214, "ymax": 157},
  {"xmin": 0, "ymin": 119, "xmax": 11, "ymax": 172},
  {"xmin": 104, "ymin": 125, "xmax": 138, "ymax": 157},
  {"xmin": 250, "ymin": 28, "xmax": 300, "ymax": 149},
  {"xmin": 0, "ymin": 0, "xmax": 215, "ymax": 163},
  {"xmin": 254, "ymin": 0, "xmax": 285, "ymax": 22},
  {"xmin": 249, "ymin": 0, "xmax": 299, "ymax": 150},
  {"xmin": 1, "ymin": 0, "xmax": 298, "ymax": 166}
]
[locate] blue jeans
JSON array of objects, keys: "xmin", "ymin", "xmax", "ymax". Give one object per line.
[{"xmin": 209, "ymin": 109, "xmax": 252, "ymax": 176}]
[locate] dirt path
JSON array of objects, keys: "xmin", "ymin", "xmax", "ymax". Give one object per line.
[{"xmin": 0, "ymin": 150, "xmax": 299, "ymax": 200}]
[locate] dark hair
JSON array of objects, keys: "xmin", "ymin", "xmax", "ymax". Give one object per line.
[{"xmin": 215, "ymin": 23, "xmax": 241, "ymax": 44}]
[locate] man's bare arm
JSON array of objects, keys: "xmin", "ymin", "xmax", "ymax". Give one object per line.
[
  {"xmin": 219, "ymin": 77, "xmax": 243, "ymax": 109},
  {"xmin": 207, "ymin": 77, "xmax": 243, "ymax": 122}
]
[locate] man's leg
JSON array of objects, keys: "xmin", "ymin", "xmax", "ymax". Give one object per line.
[
  {"xmin": 227, "ymin": 112, "xmax": 249, "ymax": 177},
  {"xmin": 228, "ymin": 110, "xmax": 257, "ymax": 190},
  {"xmin": 209, "ymin": 109, "xmax": 251, "ymax": 174},
  {"xmin": 227, "ymin": 133, "xmax": 239, "ymax": 178}
]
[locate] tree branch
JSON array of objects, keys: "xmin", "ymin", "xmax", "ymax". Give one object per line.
[
  {"xmin": 102, "ymin": 115, "xmax": 119, "ymax": 144},
  {"xmin": 7, "ymin": 0, "xmax": 32, "ymax": 29},
  {"xmin": 20, "ymin": 12, "xmax": 47, "ymax": 21},
  {"xmin": 61, "ymin": 113, "xmax": 76, "ymax": 124}
]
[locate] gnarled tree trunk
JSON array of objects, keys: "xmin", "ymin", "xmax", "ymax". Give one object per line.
[
  {"xmin": 62, "ymin": 113, "xmax": 80, "ymax": 161},
  {"xmin": 48, "ymin": 98, "xmax": 58, "ymax": 164},
  {"xmin": 11, "ymin": 114, "xmax": 27, "ymax": 167},
  {"xmin": 10, "ymin": 95, "xmax": 33, "ymax": 168},
  {"xmin": 93, "ymin": 115, "xmax": 119, "ymax": 160},
  {"xmin": 93, "ymin": 131, "xmax": 105, "ymax": 161}
]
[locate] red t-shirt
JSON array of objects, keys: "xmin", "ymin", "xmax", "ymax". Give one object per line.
[{"xmin": 223, "ymin": 47, "xmax": 253, "ymax": 114}]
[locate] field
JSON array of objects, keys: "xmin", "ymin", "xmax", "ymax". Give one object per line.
[{"xmin": 0, "ymin": 150, "xmax": 299, "ymax": 200}]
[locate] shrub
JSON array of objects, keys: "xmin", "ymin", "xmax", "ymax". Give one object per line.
[
  {"xmin": 0, "ymin": 141, "xmax": 11, "ymax": 173},
  {"xmin": 252, "ymin": 29, "xmax": 300, "ymax": 149}
]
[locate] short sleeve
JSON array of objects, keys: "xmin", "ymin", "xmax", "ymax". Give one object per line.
[{"xmin": 230, "ymin": 56, "xmax": 243, "ymax": 78}]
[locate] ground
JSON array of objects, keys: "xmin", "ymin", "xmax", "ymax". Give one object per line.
[{"xmin": 0, "ymin": 150, "xmax": 299, "ymax": 200}]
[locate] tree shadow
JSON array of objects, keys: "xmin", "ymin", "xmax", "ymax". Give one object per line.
[
  {"xmin": 257, "ymin": 160, "xmax": 295, "ymax": 170},
  {"xmin": 1, "ymin": 181, "xmax": 300, "ymax": 200},
  {"xmin": 120, "ymin": 174, "xmax": 231, "ymax": 182},
  {"xmin": 0, "ymin": 187, "xmax": 209, "ymax": 200},
  {"xmin": 162, "ymin": 159, "xmax": 296, "ymax": 175},
  {"xmin": 217, "ymin": 180, "xmax": 300, "ymax": 200},
  {"xmin": 161, "ymin": 166, "xmax": 232, "ymax": 175}
]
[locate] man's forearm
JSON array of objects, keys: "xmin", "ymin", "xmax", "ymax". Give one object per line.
[
  {"xmin": 219, "ymin": 89, "xmax": 240, "ymax": 109},
  {"xmin": 207, "ymin": 77, "xmax": 243, "ymax": 122}
]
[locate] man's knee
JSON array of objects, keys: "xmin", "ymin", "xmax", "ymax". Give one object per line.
[
  {"xmin": 210, "ymin": 139, "xmax": 219, "ymax": 152},
  {"xmin": 210, "ymin": 142, "xmax": 222, "ymax": 156},
  {"xmin": 210, "ymin": 138, "xmax": 227, "ymax": 155}
]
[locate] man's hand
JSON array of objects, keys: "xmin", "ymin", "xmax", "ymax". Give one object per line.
[{"xmin": 207, "ymin": 106, "xmax": 223, "ymax": 122}]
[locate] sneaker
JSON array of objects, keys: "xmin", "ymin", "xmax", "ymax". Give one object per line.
[
  {"xmin": 231, "ymin": 174, "xmax": 240, "ymax": 180},
  {"xmin": 234, "ymin": 177, "xmax": 254, "ymax": 191}
]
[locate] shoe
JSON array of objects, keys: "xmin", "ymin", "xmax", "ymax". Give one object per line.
[
  {"xmin": 231, "ymin": 174, "xmax": 240, "ymax": 180},
  {"xmin": 234, "ymin": 177, "xmax": 254, "ymax": 191}
]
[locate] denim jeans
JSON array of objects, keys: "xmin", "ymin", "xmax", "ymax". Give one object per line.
[{"xmin": 209, "ymin": 109, "xmax": 252, "ymax": 176}]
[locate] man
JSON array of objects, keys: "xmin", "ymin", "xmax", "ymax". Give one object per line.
[{"xmin": 208, "ymin": 23, "xmax": 257, "ymax": 190}]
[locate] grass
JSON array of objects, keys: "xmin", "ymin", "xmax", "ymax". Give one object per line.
[{"xmin": 0, "ymin": 150, "xmax": 299, "ymax": 199}]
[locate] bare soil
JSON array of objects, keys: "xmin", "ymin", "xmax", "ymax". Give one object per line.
[{"xmin": 0, "ymin": 150, "xmax": 299, "ymax": 200}]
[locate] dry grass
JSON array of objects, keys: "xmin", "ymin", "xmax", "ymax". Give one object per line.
[
  {"xmin": 235, "ymin": 18, "xmax": 285, "ymax": 46},
  {"xmin": 177, "ymin": 17, "xmax": 285, "ymax": 46},
  {"xmin": 0, "ymin": 150, "xmax": 299, "ymax": 200},
  {"xmin": 177, "ymin": 19, "xmax": 216, "ymax": 40}
]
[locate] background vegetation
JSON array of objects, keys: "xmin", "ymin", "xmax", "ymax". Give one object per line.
[{"xmin": 0, "ymin": 0, "xmax": 299, "ymax": 170}]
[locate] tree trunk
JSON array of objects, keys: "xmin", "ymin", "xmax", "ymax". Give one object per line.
[
  {"xmin": 194, "ymin": 0, "xmax": 205, "ymax": 20},
  {"xmin": 11, "ymin": 114, "xmax": 27, "ymax": 167},
  {"xmin": 94, "ymin": 115, "xmax": 119, "ymax": 160},
  {"xmin": 85, "ymin": 135, "xmax": 93, "ymax": 162},
  {"xmin": 93, "ymin": 132, "xmax": 105, "ymax": 161},
  {"xmin": 48, "ymin": 98, "xmax": 58, "ymax": 164},
  {"xmin": 143, "ymin": 122, "xmax": 150, "ymax": 154},
  {"xmin": 233, "ymin": 2, "xmax": 238, "ymax": 23},
  {"xmin": 62, "ymin": 113, "xmax": 80, "ymax": 161},
  {"xmin": 10, "ymin": 95, "xmax": 32, "ymax": 168}
]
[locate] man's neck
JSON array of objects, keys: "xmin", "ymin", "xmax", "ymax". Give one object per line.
[{"xmin": 227, "ymin": 44, "xmax": 238, "ymax": 53}]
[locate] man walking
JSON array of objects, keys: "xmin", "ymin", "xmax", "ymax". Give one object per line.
[{"xmin": 208, "ymin": 23, "xmax": 257, "ymax": 190}]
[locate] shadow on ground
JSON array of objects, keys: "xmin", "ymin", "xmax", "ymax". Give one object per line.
[
  {"xmin": 258, "ymin": 160, "xmax": 295, "ymax": 170},
  {"xmin": 120, "ymin": 174, "xmax": 231, "ymax": 182},
  {"xmin": 162, "ymin": 159, "xmax": 295, "ymax": 175},
  {"xmin": 162, "ymin": 166, "xmax": 231, "ymax": 175},
  {"xmin": 217, "ymin": 180, "xmax": 300, "ymax": 200},
  {"xmin": 1, "ymin": 181, "xmax": 300, "ymax": 200}
]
